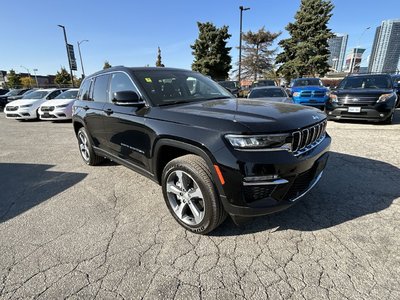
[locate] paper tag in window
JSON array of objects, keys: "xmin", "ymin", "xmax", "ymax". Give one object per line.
[{"xmin": 145, "ymin": 78, "xmax": 152, "ymax": 83}]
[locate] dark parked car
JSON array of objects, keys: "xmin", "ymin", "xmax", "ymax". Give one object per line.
[
  {"xmin": 326, "ymin": 74, "xmax": 398, "ymax": 124},
  {"xmin": 0, "ymin": 88, "xmax": 32, "ymax": 109},
  {"xmin": 217, "ymin": 80, "xmax": 240, "ymax": 97},
  {"xmin": 0, "ymin": 89, "xmax": 9, "ymax": 95},
  {"xmin": 250, "ymin": 79, "xmax": 276, "ymax": 89},
  {"xmin": 247, "ymin": 86, "xmax": 293, "ymax": 103},
  {"xmin": 391, "ymin": 74, "xmax": 400, "ymax": 107},
  {"xmin": 72, "ymin": 67, "xmax": 331, "ymax": 234}
]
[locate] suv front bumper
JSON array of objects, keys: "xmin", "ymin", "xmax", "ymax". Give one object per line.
[
  {"xmin": 215, "ymin": 135, "xmax": 331, "ymax": 218},
  {"xmin": 326, "ymin": 102, "xmax": 394, "ymax": 122}
]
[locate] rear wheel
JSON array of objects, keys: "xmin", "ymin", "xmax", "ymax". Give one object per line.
[
  {"xmin": 77, "ymin": 127, "xmax": 104, "ymax": 165},
  {"xmin": 162, "ymin": 155, "xmax": 227, "ymax": 234}
]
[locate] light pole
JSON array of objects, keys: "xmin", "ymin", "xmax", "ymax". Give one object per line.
[
  {"xmin": 57, "ymin": 24, "xmax": 75, "ymax": 87},
  {"xmin": 77, "ymin": 40, "xmax": 88, "ymax": 79},
  {"xmin": 20, "ymin": 65, "xmax": 32, "ymax": 87},
  {"xmin": 351, "ymin": 27, "xmax": 370, "ymax": 73},
  {"xmin": 32, "ymin": 68, "xmax": 39, "ymax": 87},
  {"xmin": 238, "ymin": 6, "xmax": 250, "ymax": 85}
]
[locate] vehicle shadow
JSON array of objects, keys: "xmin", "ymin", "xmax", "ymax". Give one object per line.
[
  {"xmin": 211, "ymin": 151, "xmax": 400, "ymax": 236},
  {"xmin": 0, "ymin": 163, "xmax": 87, "ymax": 222}
]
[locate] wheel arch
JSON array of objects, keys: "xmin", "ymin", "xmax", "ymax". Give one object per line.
[{"xmin": 153, "ymin": 139, "xmax": 225, "ymax": 197}]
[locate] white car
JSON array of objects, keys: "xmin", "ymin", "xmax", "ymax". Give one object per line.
[
  {"xmin": 4, "ymin": 89, "xmax": 66, "ymax": 120},
  {"xmin": 39, "ymin": 89, "xmax": 79, "ymax": 121}
]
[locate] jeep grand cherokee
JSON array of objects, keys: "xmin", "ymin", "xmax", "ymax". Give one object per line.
[{"xmin": 72, "ymin": 67, "xmax": 331, "ymax": 234}]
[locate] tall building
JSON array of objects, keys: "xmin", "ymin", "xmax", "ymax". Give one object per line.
[
  {"xmin": 328, "ymin": 34, "xmax": 348, "ymax": 72},
  {"xmin": 368, "ymin": 19, "xmax": 400, "ymax": 73}
]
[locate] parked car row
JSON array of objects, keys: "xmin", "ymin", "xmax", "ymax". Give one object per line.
[
  {"xmin": 217, "ymin": 73, "xmax": 399, "ymax": 124},
  {"xmin": 3, "ymin": 88, "xmax": 78, "ymax": 121}
]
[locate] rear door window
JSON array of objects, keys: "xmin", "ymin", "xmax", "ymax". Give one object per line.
[
  {"xmin": 79, "ymin": 79, "xmax": 92, "ymax": 101},
  {"xmin": 92, "ymin": 74, "xmax": 111, "ymax": 103}
]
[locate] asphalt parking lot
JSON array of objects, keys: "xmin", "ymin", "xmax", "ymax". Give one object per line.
[{"xmin": 0, "ymin": 110, "xmax": 399, "ymax": 299}]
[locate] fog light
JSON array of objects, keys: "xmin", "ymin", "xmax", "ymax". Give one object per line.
[
  {"xmin": 328, "ymin": 112, "xmax": 332, "ymax": 115},
  {"xmin": 380, "ymin": 114, "xmax": 384, "ymax": 117}
]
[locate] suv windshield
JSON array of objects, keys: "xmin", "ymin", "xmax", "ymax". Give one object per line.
[
  {"xmin": 292, "ymin": 79, "xmax": 322, "ymax": 87},
  {"xmin": 22, "ymin": 91, "xmax": 48, "ymax": 99},
  {"xmin": 55, "ymin": 90, "xmax": 78, "ymax": 99},
  {"xmin": 339, "ymin": 76, "xmax": 392, "ymax": 90},
  {"xmin": 249, "ymin": 88, "xmax": 286, "ymax": 98},
  {"xmin": 5, "ymin": 89, "xmax": 23, "ymax": 97},
  {"xmin": 134, "ymin": 70, "xmax": 232, "ymax": 106}
]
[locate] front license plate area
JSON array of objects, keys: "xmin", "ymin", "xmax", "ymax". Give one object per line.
[{"xmin": 348, "ymin": 107, "xmax": 361, "ymax": 113}]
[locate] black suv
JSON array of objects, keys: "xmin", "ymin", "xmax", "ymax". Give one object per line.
[
  {"xmin": 72, "ymin": 67, "xmax": 331, "ymax": 234},
  {"xmin": 326, "ymin": 74, "xmax": 398, "ymax": 124}
]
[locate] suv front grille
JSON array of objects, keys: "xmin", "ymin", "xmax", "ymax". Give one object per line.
[
  {"xmin": 283, "ymin": 167, "xmax": 317, "ymax": 201},
  {"xmin": 291, "ymin": 120, "xmax": 327, "ymax": 156}
]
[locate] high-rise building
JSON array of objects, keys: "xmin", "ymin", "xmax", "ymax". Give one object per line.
[
  {"xmin": 368, "ymin": 19, "xmax": 400, "ymax": 73},
  {"xmin": 328, "ymin": 34, "xmax": 348, "ymax": 72}
]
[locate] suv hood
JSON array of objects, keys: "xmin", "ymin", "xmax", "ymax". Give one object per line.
[
  {"xmin": 152, "ymin": 98, "xmax": 326, "ymax": 133},
  {"xmin": 5, "ymin": 99, "xmax": 42, "ymax": 106},
  {"xmin": 41, "ymin": 99, "xmax": 76, "ymax": 107},
  {"xmin": 333, "ymin": 88, "xmax": 393, "ymax": 97},
  {"xmin": 292, "ymin": 86, "xmax": 328, "ymax": 92}
]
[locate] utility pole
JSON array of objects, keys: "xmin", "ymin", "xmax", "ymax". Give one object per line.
[
  {"xmin": 77, "ymin": 40, "xmax": 89, "ymax": 79},
  {"xmin": 238, "ymin": 6, "xmax": 250, "ymax": 85}
]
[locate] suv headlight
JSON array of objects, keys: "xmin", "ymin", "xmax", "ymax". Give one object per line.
[
  {"xmin": 292, "ymin": 92, "xmax": 300, "ymax": 97},
  {"xmin": 225, "ymin": 134, "xmax": 291, "ymax": 150},
  {"xmin": 329, "ymin": 94, "xmax": 338, "ymax": 103},
  {"xmin": 56, "ymin": 104, "xmax": 68, "ymax": 108},
  {"xmin": 377, "ymin": 93, "xmax": 395, "ymax": 103},
  {"xmin": 20, "ymin": 104, "xmax": 32, "ymax": 108}
]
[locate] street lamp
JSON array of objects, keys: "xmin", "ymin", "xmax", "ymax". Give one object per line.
[
  {"xmin": 77, "ymin": 40, "xmax": 89, "ymax": 79},
  {"xmin": 57, "ymin": 24, "xmax": 75, "ymax": 87},
  {"xmin": 32, "ymin": 68, "xmax": 39, "ymax": 87},
  {"xmin": 20, "ymin": 65, "xmax": 32, "ymax": 87},
  {"xmin": 238, "ymin": 6, "xmax": 250, "ymax": 84},
  {"xmin": 351, "ymin": 27, "xmax": 371, "ymax": 73}
]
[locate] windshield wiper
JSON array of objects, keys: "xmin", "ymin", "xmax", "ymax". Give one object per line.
[
  {"xmin": 158, "ymin": 100, "xmax": 194, "ymax": 107},
  {"xmin": 205, "ymin": 96, "xmax": 231, "ymax": 100}
]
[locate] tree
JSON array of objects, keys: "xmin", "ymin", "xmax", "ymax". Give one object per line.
[
  {"xmin": 103, "ymin": 61, "xmax": 112, "ymax": 69},
  {"xmin": 156, "ymin": 47, "xmax": 165, "ymax": 67},
  {"xmin": 191, "ymin": 22, "xmax": 232, "ymax": 80},
  {"xmin": 7, "ymin": 70, "xmax": 21, "ymax": 88},
  {"xmin": 55, "ymin": 67, "xmax": 72, "ymax": 86},
  {"xmin": 240, "ymin": 27, "xmax": 281, "ymax": 81},
  {"xmin": 20, "ymin": 76, "xmax": 35, "ymax": 88},
  {"xmin": 276, "ymin": 0, "xmax": 334, "ymax": 81}
]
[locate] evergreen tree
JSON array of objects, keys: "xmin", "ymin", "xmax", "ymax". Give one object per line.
[
  {"xmin": 156, "ymin": 47, "xmax": 165, "ymax": 67},
  {"xmin": 191, "ymin": 22, "xmax": 232, "ymax": 80},
  {"xmin": 54, "ymin": 67, "xmax": 72, "ymax": 86},
  {"xmin": 276, "ymin": 0, "xmax": 334, "ymax": 81},
  {"xmin": 240, "ymin": 27, "xmax": 281, "ymax": 81},
  {"xmin": 20, "ymin": 76, "xmax": 35, "ymax": 88},
  {"xmin": 103, "ymin": 61, "xmax": 112, "ymax": 69},
  {"xmin": 7, "ymin": 70, "xmax": 21, "ymax": 88}
]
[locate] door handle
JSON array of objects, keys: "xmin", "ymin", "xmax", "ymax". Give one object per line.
[{"xmin": 105, "ymin": 108, "xmax": 114, "ymax": 115}]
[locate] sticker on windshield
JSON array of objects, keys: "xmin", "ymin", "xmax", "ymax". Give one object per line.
[{"xmin": 145, "ymin": 78, "xmax": 152, "ymax": 83}]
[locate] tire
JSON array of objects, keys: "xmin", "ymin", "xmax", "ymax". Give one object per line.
[
  {"xmin": 161, "ymin": 154, "xmax": 227, "ymax": 234},
  {"xmin": 77, "ymin": 127, "xmax": 104, "ymax": 166}
]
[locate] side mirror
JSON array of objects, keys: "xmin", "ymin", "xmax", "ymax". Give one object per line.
[{"xmin": 112, "ymin": 91, "xmax": 141, "ymax": 106}]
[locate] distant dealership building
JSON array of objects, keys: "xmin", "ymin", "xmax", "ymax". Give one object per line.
[
  {"xmin": 328, "ymin": 34, "xmax": 348, "ymax": 72},
  {"xmin": 368, "ymin": 19, "xmax": 400, "ymax": 73},
  {"xmin": 343, "ymin": 48, "xmax": 366, "ymax": 73}
]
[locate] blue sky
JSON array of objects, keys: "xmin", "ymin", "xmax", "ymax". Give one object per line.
[{"xmin": 1, "ymin": 0, "xmax": 399, "ymax": 77}]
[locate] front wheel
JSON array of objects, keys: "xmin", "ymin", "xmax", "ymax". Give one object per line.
[
  {"xmin": 161, "ymin": 155, "xmax": 227, "ymax": 234},
  {"xmin": 77, "ymin": 127, "xmax": 104, "ymax": 165}
]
